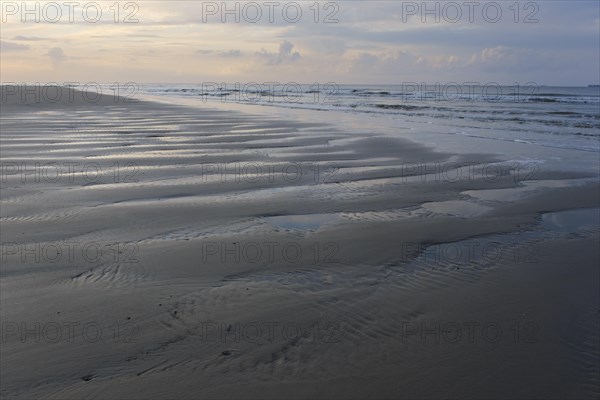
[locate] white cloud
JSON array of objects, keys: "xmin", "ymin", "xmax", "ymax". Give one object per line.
[{"xmin": 467, "ymin": 46, "xmax": 553, "ymax": 72}]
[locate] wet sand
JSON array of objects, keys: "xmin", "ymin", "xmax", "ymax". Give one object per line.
[{"xmin": 1, "ymin": 86, "xmax": 599, "ymax": 399}]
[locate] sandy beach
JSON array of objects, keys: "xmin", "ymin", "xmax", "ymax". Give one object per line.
[{"xmin": 1, "ymin": 86, "xmax": 599, "ymax": 399}]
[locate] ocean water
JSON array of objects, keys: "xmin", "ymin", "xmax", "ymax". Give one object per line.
[{"xmin": 136, "ymin": 84, "xmax": 600, "ymax": 153}]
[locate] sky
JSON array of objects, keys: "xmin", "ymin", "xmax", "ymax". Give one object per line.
[{"xmin": 1, "ymin": 0, "xmax": 599, "ymax": 85}]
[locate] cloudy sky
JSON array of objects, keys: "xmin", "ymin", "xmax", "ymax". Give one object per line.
[{"xmin": 1, "ymin": 1, "xmax": 599, "ymax": 85}]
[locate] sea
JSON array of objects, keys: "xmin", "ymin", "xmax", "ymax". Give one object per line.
[{"xmin": 134, "ymin": 84, "xmax": 600, "ymax": 154}]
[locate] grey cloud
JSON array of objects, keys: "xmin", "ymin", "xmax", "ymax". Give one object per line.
[
  {"xmin": 195, "ymin": 49, "xmax": 242, "ymax": 57},
  {"xmin": 45, "ymin": 47, "xmax": 67, "ymax": 65},
  {"xmin": 257, "ymin": 40, "xmax": 301, "ymax": 65},
  {"xmin": 0, "ymin": 41, "xmax": 30, "ymax": 51},
  {"xmin": 13, "ymin": 36, "xmax": 46, "ymax": 42},
  {"xmin": 220, "ymin": 49, "xmax": 242, "ymax": 57}
]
